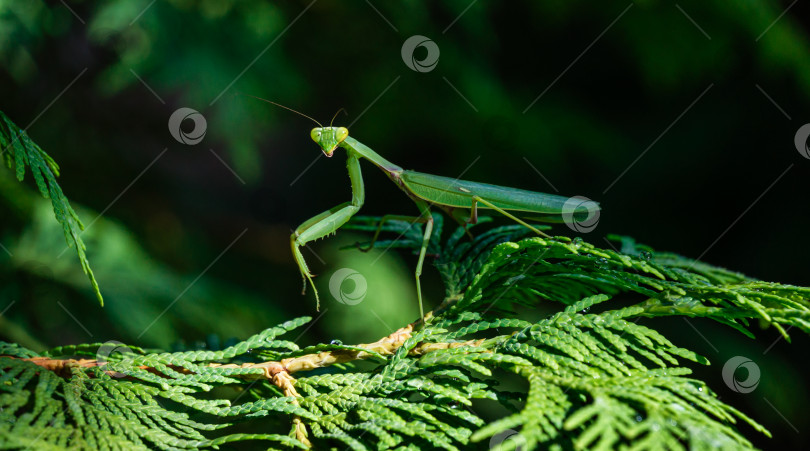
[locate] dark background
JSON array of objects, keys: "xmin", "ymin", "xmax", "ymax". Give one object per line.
[{"xmin": 1, "ymin": 1, "xmax": 808, "ymax": 448}]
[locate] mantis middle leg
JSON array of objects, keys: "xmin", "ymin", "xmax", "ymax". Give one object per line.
[
  {"xmin": 357, "ymin": 214, "xmax": 428, "ymax": 252},
  {"xmin": 291, "ymin": 153, "xmax": 365, "ymax": 310},
  {"xmin": 412, "ymin": 200, "xmax": 434, "ymax": 323},
  {"xmin": 354, "ymin": 201, "xmax": 434, "ymax": 322},
  {"xmin": 437, "ymin": 206, "xmax": 475, "ymax": 240}
]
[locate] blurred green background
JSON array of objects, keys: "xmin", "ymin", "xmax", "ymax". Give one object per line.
[{"xmin": 1, "ymin": 0, "xmax": 809, "ymax": 447}]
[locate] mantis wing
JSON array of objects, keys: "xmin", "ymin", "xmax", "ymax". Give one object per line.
[{"xmin": 400, "ymin": 171, "xmax": 598, "ymax": 217}]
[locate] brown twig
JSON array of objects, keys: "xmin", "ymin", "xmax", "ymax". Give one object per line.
[{"xmin": 5, "ymin": 300, "xmax": 480, "ymax": 448}]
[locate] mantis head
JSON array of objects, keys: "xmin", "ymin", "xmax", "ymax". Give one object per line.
[
  {"xmin": 310, "ymin": 127, "xmax": 349, "ymax": 157},
  {"xmin": 238, "ymin": 95, "xmax": 347, "ymax": 156}
]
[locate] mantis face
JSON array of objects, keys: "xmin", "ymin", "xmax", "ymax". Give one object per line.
[{"xmin": 310, "ymin": 127, "xmax": 349, "ymax": 157}]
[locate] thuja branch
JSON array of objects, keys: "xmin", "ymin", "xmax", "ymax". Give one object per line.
[
  {"xmin": 5, "ymin": 228, "xmax": 809, "ymax": 449},
  {"xmin": 13, "ymin": 319, "xmax": 488, "ymax": 382}
]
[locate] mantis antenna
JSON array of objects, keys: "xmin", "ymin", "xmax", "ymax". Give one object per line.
[
  {"xmin": 329, "ymin": 108, "xmax": 347, "ymax": 126},
  {"xmin": 239, "ymin": 93, "xmax": 323, "ymax": 127}
]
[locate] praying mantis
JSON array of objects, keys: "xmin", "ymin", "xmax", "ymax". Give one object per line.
[{"xmin": 255, "ymin": 97, "xmax": 600, "ymax": 321}]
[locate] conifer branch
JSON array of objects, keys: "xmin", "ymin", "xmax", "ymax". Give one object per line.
[{"xmin": 2, "ymin": 215, "xmax": 809, "ymax": 448}]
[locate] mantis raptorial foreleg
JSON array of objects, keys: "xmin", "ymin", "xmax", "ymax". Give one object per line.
[
  {"xmin": 291, "ymin": 202, "xmax": 352, "ymax": 286},
  {"xmin": 291, "ymin": 154, "xmax": 365, "ymax": 309}
]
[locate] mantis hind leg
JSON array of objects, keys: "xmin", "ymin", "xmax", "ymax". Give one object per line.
[{"xmin": 472, "ymin": 196, "xmax": 551, "ymax": 238}]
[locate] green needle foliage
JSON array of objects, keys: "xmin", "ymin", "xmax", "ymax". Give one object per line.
[
  {"xmin": 0, "ymin": 110, "xmax": 102, "ymax": 305},
  {"xmin": 3, "ymin": 213, "xmax": 810, "ymax": 449},
  {"xmin": 0, "ymin": 319, "xmax": 312, "ymax": 450}
]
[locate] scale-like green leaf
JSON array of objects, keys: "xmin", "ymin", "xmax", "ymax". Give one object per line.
[{"xmin": 0, "ymin": 110, "xmax": 102, "ymax": 304}]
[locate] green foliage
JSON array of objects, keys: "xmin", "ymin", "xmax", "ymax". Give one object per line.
[
  {"xmin": 0, "ymin": 110, "xmax": 102, "ymax": 304},
  {"xmin": 0, "ymin": 318, "xmax": 312, "ymax": 450},
  {"xmin": 2, "ymin": 1, "xmax": 810, "ymax": 447},
  {"xmin": 2, "ymin": 218, "xmax": 809, "ymax": 449}
]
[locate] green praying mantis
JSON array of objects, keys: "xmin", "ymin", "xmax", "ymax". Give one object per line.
[{"xmin": 253, "ymin": 97, "xmax": 600, "ymax": 320}]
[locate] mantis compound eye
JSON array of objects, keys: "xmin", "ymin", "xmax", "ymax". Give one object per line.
[
  {"xmin": 336, "ymin": 127, "xmax": 348, "ymax": 142},
  {"xmin": 310, "ymin": 128, "xmax": 322, "ymax": 142}
]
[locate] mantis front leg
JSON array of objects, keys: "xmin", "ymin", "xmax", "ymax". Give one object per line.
[{"xmin": 291, "ymin": 153, "xmax": 365, "ymax": 310}]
